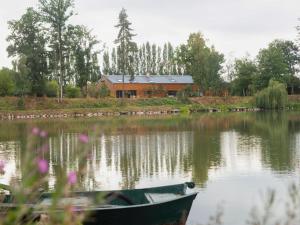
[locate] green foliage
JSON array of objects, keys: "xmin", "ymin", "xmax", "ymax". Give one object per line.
[
  {"xmin": 177, "ymin": 86, "xmax": 194, "ymax": 103},
  {"xmin": 7, "ymin": 8, "xmax": 47, "ymax": 96},
  {"xmin": 175, "ymin": 32, "xmax": 224, "ymax": 94},
  {"xmin": 99, "ymin": 84, "xmax": 110, "ymax": 98},
  {"xmin": 231, "ymin": 57, "xmax": 257, "ymax": 96},
  {"xmin": 115, "ymin": 8, "xmax": 137, "ymax": 78},
  {"xmin": 0, "ymin": 68, "xmax": 15, "ymax": 96},
  {"xmin": 103, "ymin": 51, "xmax": 111, "ymax": 75},
  {"xmin": 65, "ymin": 85, "xmax": 81, "ymax": 98},
  {"xmin": 255, "ymin": 40, "xmax": 300, "ymax": 91},
  {"xmin": 255, "ymin": 80, "xmax": 288, "ymax": 109},
  {"xmin": 16, "ymin": 97, "xmax": 25, "ymax": 110},
  {"xmin": 45, "ymin": 80, "xmax": 59, "ymax": 97},
  {"xmin": 12, "ymin": 57, "xmax": 30, "ymax": 96}
]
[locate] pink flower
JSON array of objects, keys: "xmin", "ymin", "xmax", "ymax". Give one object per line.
[
  {"xmin": 78, "ymin": 134, "xmax": 89, "ymax": 143},
  {"xmin": 39, "ymin": 130, "xmax": 48, "ymax": 138},
  {"xmin": 68, "ymin": 171, "xmax": 77, "ymax": 185},
  {"xmin": 37, "ymin": 159, "xmax": 49, "ymax": 174},
  {"xmin": 0, "ymin": 161, "xmax": 5, "ymax": 174},
  {"xmin": 32, "ymin": 127, "xmax": 40, "ymax": 136}
]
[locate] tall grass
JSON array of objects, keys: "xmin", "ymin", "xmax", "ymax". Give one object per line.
[{"xmin": 255, "ymin": 80, "xmax": 288, "ymax": 110}]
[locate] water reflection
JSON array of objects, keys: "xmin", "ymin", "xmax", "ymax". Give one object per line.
[{"xmin": 0, "ymin": 112, "xmax": 300, "ymax": 224}]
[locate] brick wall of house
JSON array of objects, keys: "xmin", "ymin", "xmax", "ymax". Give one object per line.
[{"xmin": 102, "ymin": 78, "xmax": 198, "ymax": 98}]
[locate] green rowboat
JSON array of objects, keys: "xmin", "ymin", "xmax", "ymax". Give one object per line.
[{"xmin": 1, "ymin": 182, "xmax": 198, "ymax": 225}]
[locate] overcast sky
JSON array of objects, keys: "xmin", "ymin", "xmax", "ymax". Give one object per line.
[{"xmin": 0, "ymin": 0, "xmax": 299, "ymax": 68}]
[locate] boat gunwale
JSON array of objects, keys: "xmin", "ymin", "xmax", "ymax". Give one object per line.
[{"xmin": 34, "ymin": 192, "xmax": 198, "ymax": 213}]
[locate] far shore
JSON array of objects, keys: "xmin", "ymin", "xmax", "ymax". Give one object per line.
[{"xmin": 0, "ymin": 95, "xmax": 299, "ymax": 121}]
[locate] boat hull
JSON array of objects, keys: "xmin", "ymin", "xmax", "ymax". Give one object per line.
[{"xmin": 84, "ymin": 193, "xmax": 197, "ymax": 225}]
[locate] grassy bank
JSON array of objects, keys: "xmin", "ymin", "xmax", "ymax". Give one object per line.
[{"xmin": 0, "ymin": 96, "xmax": 257, "ymax": 113}]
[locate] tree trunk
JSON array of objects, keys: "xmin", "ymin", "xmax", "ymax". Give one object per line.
[{"xmin": 58, "ymin": 26, "xmax": 64, "ymax": 103}]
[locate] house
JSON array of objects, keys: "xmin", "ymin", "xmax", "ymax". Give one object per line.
[{"xmin": 100, "ymin": 75, "xmax": 198, "ymax": 98}]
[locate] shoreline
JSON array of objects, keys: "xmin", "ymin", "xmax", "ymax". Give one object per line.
[
  {"xmin": 2, "ymin": 95, "xmax": 299, "ymax": 121},
  {"xmin": 0, "ymin": 106, "xmax": 261, "ymax": 121}
]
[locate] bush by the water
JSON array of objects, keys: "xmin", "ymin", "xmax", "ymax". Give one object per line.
[
  {"xmin": 45, "ymin": 80, "xmax": 59, "ymax": 97},
  {"xmin": 255, "ymin": 80, "xmax": 288, "ymax": 109},
  {"xmin": 65, "ymin": 85, "xmax": 81, "ymax": 98}
]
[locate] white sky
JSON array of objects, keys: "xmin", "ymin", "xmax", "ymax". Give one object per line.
[{"xmin": 0, "ymin": 0, "xmax": 299, "ymax": 68}]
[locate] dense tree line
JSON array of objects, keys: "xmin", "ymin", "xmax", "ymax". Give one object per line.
[
  {"xmin": 2, "ymin": 1, "xmax": 300, "ymax": 99},
  {"xmin": 102, "ymin": 42, "xmax": 178, "ymax": 76},
  {"xmin": 6, "ymin": 0, "xmax": 101, "ymax": 99},
  {"xmin": 230, "ymin": 40, "xmax": 300, "ymax": 96}
]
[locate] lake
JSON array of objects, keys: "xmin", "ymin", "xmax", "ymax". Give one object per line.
[{"xmin": 0, "ymin": 112, "xmax": 300, "ymax": 225}]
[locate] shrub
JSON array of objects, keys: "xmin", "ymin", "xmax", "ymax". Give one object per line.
[
  {"xmin": 65, "ymin": 85, "xmax": 81, "ymax": 98},
  {"xmin": 0, "ymin": 68, "xmax": 15, "ymax": 96},
  {"xmin": 99, "ymin": 84, "xmax": 110, "ymax": 98},
  {"xmin": 45, "ymin": 80, "xmax": 59, "ymax": 97},
  {"xmin": 17, "ymin": 97, "xmax": 25, "ymax": 110},
  {"xmin": 255, "ymin": 80, "xmax": 288, "ymax": 109},
  {"xmin": 87, "ymin": 83, "xmax": 100, "ymax": 98}
]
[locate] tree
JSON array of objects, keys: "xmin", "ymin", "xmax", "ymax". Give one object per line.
[
  {"xmin": 145, "ymin": 42, "xmax": 151, "ymax": 74},
  {"xmin": 7, "ymin": 8, "xmax": 48, "ymax": 96},
  {"xmin": 12, "ymin": 56, "xmax": 30, "ymax": 96},
  {"xmin": 231, "ymin": 57, "xmax": 257, "ymax": 96},
  {"xmin": 157, "ymin": 46, "xmax": 163, "ymax": 74},
  {"xmin": 256, "ymin": 39, "xmax": 299, "ymax": 92},
  {"xmin": 0, "ymin": 68, "xmax": 15, "ymax": 96},
  {"xmin": 68, "ymin": 25, "xmax": 99, "ymax": 96},
  {"xmin": 39, "ymin": 0, "xmax": 75, "ymax": 101},
  {"xmin": 102, "ymin": 51, "xmax": 111, "ymax": 75},
  {"xmin": 114, "ymin": 8, "xmax": 137, "ymax": 81},
  {"xmin": 175, "ymin": 32, "xmax": 224, "ymax": 95},
  {"xmin": 140, "ymin": 44, "xmax": 146, "ymax": 75},
  {"xmin": 162, "ymin": 43, "xmax": 168, "ymax": 74},
  {"xmin": 167, "ymin": 42, "xmax": 176, "ymax": 74},
  {"xmin": 111, "ymin": 48, "xmax": 118, "ymax": 74},
  {"xmin": 151, "ymin": 44, "xmax": 157, "ymax": 75}
]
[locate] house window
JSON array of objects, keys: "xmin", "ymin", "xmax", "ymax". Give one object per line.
[
  {"xmin": 168, "ymin": 90, "xmax": 177, "ymax": 97},
  {"xmin": 127, "ymin": 90, "xmax": 137, "ymax": 98},
  {"xmin": 116, "ymin": 90, "xmax": 123, "ymax": 98},
  {"xmin": 116, "ymin": 90, "xmax": 137, "ymax": 98}
]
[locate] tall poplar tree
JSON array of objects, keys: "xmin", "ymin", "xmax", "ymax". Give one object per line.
[
  {"xmin": 163, "ymin": 43, "xmax": 168, "ymax": 75},
  {"xmin": 111, "ymin": 48, "xmax": 117, "ymax": 74},
  {"xmin": 103, "ymin": 51, "xmax": 111, "ymax": 75},
  {"xmin": 146, "ymin": 42, "xmax": 151, "ymax": 74},
  {"xmin": 38, "ymin": 0, "xmax": 75, "ymax": 101},
  {"xmin": 151, "ymin": 44, "xmax": 157, "ymax": 75},
  {"xmin": 157, "ymin": 46, "xmax": 163, "ymax": 75}
]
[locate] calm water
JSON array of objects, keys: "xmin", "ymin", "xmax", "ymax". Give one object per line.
[{"xmin": 0, "ymin": 112, "xmax": 300, "ymax": 225}]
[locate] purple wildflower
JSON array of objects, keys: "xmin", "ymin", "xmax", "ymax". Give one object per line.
[
  {"xmin": 78, "ymin": 134, "xmax": 89, "ymax": 144},
  {"xmin": 68, "ymin": 171, "xmax": 77, "ymax": 185},
  {"xmin": 32, "ymin": 127, "xmax": 40, "ymax": 136},
  {"xmin": 39, "ymin": 130, "xmax": 48, "ymax": 138},
  {"xmin": 37, "ymin": 159, "xmax": 49, "ymax": 174}
]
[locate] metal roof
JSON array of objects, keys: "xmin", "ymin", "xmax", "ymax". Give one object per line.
[{"xmin": 104, "ymin": 75, "xmax": 194, "ymax": 84}]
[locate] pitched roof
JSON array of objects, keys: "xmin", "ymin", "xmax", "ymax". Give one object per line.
[{"xmin": 103, "ymin": 75, "xmax": 194, "ymax": 84}]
